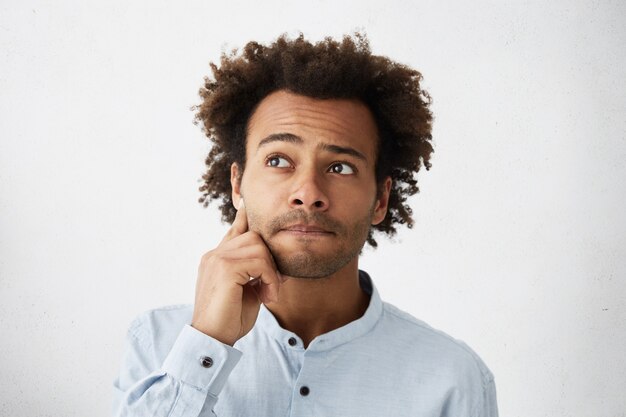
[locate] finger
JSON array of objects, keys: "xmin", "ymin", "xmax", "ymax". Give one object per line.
[
  {"xmin": 218, "ymin": 229, "xmax": 264, "ymax": 252},
  {"xmin": 222, "ymin": 247, "xmax": 278, "ymax": 272},
  {"xmin": 254, "ymin": 270, "xmax": 287, "ymax": 303},
  {"xmin": 232, "ymin": 258, "xmax": 281, "ymax": 303},
  {"xmin": 218, "ymin": 235, "xmax": 278, "ymax": 269},
  {"xmin": 246, "ymin": 276, "xmax": 274, "ymax": 304},
  {"xmin": 257, "ymin": 272, "xmax": 281, "ymax": 304},
  {"xmin": 221, "ymin": 199, "xmax": 248, "ymax": 244},
  {"xmin": 218, "ymin": 237, "xmax": 282, "ymax": 302},
  {"xmin": 248, "ymin": 276, "xmax": 277, "ymax": 304}
]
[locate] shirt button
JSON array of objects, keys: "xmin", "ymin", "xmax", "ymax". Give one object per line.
[
  {"xmin": 200, "ymin": 356, "xmax": 213, "ymax": 368},
  {"xmin": 299, "ymin": 386, "xmax": 310, "ymax": 396},
  {"xmin": 288, "ymin": 337, "xmax": 297, "ymax": 346}
]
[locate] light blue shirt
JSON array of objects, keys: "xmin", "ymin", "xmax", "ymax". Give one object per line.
[{"xmin": 113, "ymin": 270, "xmax": 498, "ymax": 416}]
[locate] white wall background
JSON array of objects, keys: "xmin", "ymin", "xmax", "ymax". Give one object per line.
[{"xmin": 1, "ymin": 0, "xmax": 624, "ymax": 416}]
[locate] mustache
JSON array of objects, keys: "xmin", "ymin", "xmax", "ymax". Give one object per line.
[{"xmin": 267, "ymin": 210, "xmax": 343, "ymax": 235}]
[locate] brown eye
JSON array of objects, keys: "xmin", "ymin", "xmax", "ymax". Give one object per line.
[
  {"xmin": 329, "ymin": 163, "xmax": 355, "ymax": 175},
  {"xmin": 266, "ymin": 155, "xmax": 290, "ymax": 168}
]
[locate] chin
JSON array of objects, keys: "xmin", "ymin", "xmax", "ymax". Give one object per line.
[{"xmin": 272, "ymin": 250, "xmax": 356, "ymax": 279}]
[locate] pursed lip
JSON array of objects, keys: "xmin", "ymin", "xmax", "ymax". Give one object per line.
[{"xmin": 282, "ymin": 224, "xmax": 332, "ymax": 233}]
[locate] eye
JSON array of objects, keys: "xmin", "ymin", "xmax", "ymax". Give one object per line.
[
  {"xmin": 265, "ymin": 155, "xmax": 291, "ymax": 168},
  {"xmin": 328, "ymin": 162, "xmax": 355, "ymax": 175}
]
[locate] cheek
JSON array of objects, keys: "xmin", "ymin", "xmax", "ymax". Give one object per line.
[
  {"xmin": 334, "ymin": 182, "xmax": 376, "ymax": 205},
  {"xmin": 242, "ymin": 200, "xmax": 270, "ymax": 234}
]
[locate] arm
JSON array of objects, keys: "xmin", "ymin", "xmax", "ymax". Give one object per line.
[
  {"xmin": 113, "ymin": 198, "xmax": 283, "ymax": 416},
  {"xmin": 112, "ymin": 324, "xmax": 242, "ymax": 417}
]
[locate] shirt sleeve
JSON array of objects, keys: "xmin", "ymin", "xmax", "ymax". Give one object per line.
[
  {"xmin": 471, "ymin": 376, "xmax": 499, "ymax": 417},
  {"xmin": 112, "ymin": 323, "xmax": 242, "ymax": 417}
]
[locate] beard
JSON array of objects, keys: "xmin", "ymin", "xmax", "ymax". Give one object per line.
[{"xmin": 246, "ymin": 206, "xmax": 375, "ymax": 279}]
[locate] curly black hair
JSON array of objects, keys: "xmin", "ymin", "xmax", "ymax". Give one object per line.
[{"xmin": 194, "ymin": 32, "xmax": 433, "ymax": 248}]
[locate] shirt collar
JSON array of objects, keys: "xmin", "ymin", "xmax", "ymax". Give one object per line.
[{"xmin": 257, "ymin": 269, "xmax": 383, "ymax": 352}]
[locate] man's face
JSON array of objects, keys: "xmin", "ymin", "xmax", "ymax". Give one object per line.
[{"xmin": 231, "ymin": 90, "xmax": 391, "ymax": 279}]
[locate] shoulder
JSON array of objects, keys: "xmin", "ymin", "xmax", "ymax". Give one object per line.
[
  {"xmin": 125, "ymin": 303, "xmax": 194, "ymax": 356},
  {"xmin": 378, "ymin": 301, "xmax": 494, "ymax": 386}
]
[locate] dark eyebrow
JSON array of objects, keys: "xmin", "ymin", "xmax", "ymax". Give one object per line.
[
  {"xmin": 318, "ymin": 143, "xmax": 367, "ymax": 162},
  {"xmin": 257, "ymin": 133, "xmax": 303, "ymax": 150},
  {"xmin": 256, "ymin": 132, "xmax": 368, "ymax": 163}
]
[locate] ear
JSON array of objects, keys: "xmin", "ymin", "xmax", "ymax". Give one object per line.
[
  {"xmin": 371, "ymin": 176, "xmax": 392, "ymax": 225},
  {"xmin": 230, "ymin": 162, "xmax": 243, "ymax": 209}
]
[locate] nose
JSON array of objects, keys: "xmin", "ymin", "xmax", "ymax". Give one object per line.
[{"xmin": 288, "ymin": 170, "xmax": 329, "ymax": 212}]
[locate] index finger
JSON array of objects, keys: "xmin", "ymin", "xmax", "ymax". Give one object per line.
[{"xmin": 221, "ymin": 199, "xmax": 248, "ymax": 244}]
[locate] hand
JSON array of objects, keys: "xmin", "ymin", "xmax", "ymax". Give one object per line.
[{"xmin": 191, "ymin": 199, "xmax": 284, "ymax": 346}]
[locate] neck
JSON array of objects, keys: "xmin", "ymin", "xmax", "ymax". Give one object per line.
[{"xmin": 264, "ymin": 258, "xmax": 370, "ymax": 348}]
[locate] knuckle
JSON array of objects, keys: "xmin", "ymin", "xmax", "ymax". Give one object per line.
[
  {"xmin": 249, "ymin": 233, "xmax": 269, "ymax": 249},
  {"xmin": 246, "ymin": 244, "xmax": 266, "ymax": 259},
  {"xmin": 211, "ymin": 252, "xmax": 229, "ymax": 265},
  {"xmin": 200, "ymin": 249, "xmax": 217, "ymax": 263},
  {"xmin": 239, "ymin": 230, "xmax": 255, "ymax": 240}
]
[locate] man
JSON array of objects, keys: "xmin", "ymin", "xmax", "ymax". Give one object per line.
[{"xmin": 113, "ymin": 33, "xmax": 498, "ymax": 416}]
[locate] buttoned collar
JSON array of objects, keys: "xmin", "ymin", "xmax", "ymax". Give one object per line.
[{"xmin": 256, "ymin": 270, "xmax": 383, "ymax": 352}]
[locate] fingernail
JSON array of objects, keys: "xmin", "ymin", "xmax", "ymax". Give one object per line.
[
  {"xmin": 238, "ymin": 199, "xmax": 245, "ymax": 209},
  {"xmin": 277, "ymin": 271, "xmax": 287, "ymax": 283}
]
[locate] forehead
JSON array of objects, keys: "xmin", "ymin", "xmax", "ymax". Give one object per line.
[{"xmin": 246, "ymin": 90, "xmax": 379, "ymax": 161}]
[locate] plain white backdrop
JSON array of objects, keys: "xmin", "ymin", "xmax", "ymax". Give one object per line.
[{"xmin": 1, "ymin": 0, "xmax": 625, "ymax": 416}]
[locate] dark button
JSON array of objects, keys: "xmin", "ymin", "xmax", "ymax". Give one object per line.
[
  {"xmin": 299, "ymin": 386, "xmax": 310, "ymax": 396},
  {"xmin": 288, "ymin": 337, "xmax": 297, "ymax": 346},
  {"xmin": 200, "ymin": 356, "xmax": 213, "ymax": 368}
]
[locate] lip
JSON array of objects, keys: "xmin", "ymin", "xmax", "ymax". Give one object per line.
[{"xmin": 281, "ymin": 224, "xmax": 332, "ymax": 233}]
